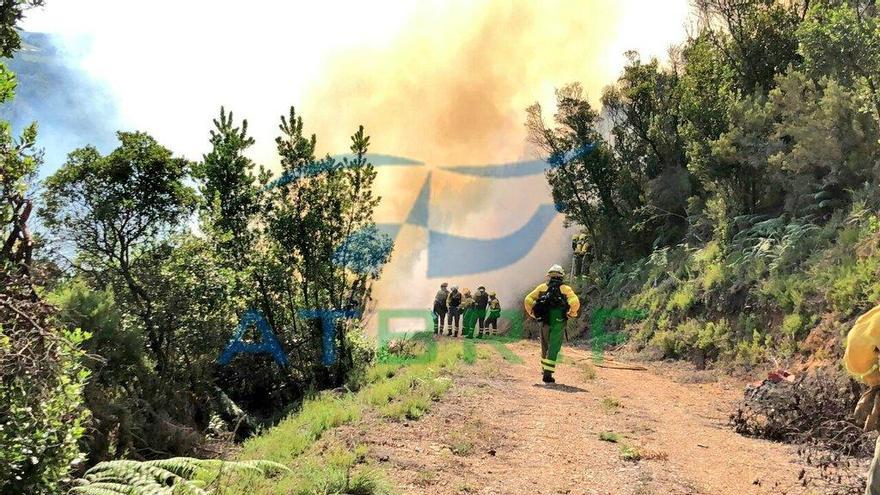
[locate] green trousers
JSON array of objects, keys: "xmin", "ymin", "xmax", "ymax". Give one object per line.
[
  {"xmin": 540, "ymin": 308, "xmax": 566, "ymax": 375},
  {"xmin": 463, "ymin": 309, "xmax": 476, "ymax": 337}
]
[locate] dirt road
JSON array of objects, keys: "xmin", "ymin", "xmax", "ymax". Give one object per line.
[{"xmin": 337, "ymin": 339, "xmax": 822, "ymax": 494}]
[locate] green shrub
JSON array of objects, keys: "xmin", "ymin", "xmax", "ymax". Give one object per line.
[
  {"xmin": 1, "ymin": 272, "xmax": 91, "ymax": 495},
  {"xmin": 694, "ymin": 240, "xmax": 722, "ymax": 266},
  {"xmin": 696, "ymin": 319, "xmax": 732, "ymax": 358},
  {"xmin": 649, "ymin": 318, "xmax": 732, "ymax": 361},
  {"xmin": 757, "ymin": 274, "xmax": 809, "ymax": 313},
  {"xmin": 733, "ymin": 330, "xmax": 770, "ymax": 367},
  {"xmin": 649, "ymin": 330, "xmax": 681, "ymax": 359},
  {"xmin": 701, "ymin": 261, "xmax": 725, "ymax": 290},
  {"xmin": 48, "ymin": 280, "xmax": 149, "ymax": 462},
  {"xmin": 342, "ymin": 324, "xmax": 377, "ymax": 391},
  {"xmin": 632, "ymin": 285, "xmax": 667, "ymax": 314},
  {"xmin": 619, "ymin": 444, "xmax": 642, "ymax": 461},
  {"xmin": 1, "ymin": 327, "xmax": 90, "ymax": 495},
  {"xmin": 781, "ymin": 313, "xmax": 804, "ymax": 339},
  {"xmin": 666, "ymin": 283, "xmax": 697, "ymax": 312}
]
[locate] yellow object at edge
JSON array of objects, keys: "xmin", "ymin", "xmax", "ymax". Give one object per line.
[{"xmin": 845, "ymin": 304, "xmax": 880, "ymax": 386}]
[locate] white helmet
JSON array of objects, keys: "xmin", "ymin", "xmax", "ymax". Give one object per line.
[{"xmin": 547, "ymin": 264, "xmax": 564, "ymax": 276}]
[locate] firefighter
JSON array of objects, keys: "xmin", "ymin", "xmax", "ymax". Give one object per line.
[
  {"xmin": 461, "ymin": 288, "xmax": 476, "ymax": 338},
  {"xmin": 524, "ymin": 264, "xmax": 580, "ymax": 383},
  {"xmin": 485, "ymin": 291, "xmax": 501, "ymax": 335},
  {"xmin": 844, "ymin": 305, "xmax": 880, "ymax": 494},
  {"xmin": 446, "ymin": 286, "xmax": 462, "ymax": 337},
  {"xmin": 474, "ymin": 286, "xmax": 489, "ymax": 338},
  {"xmin": 572, "ymin": 233, "xmax": 590, "ymax": 278},
  {"xmin": 432, "ymin": 282, "xmax": 449, "ymax": 335}
]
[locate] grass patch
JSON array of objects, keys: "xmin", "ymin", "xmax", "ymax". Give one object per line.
[
  {"xmin": 449, "ymin": 437, "xmax": 475, "ymax": 456},
  {"xmin": 236, "ymin": 443, "xmax": 393, "ymax": 495},
  {"xmin": 579, "ymin": 362, "xmax": 597, "ymax": 380},
  {"xmin": 240, "ymin": 395, "xmax": 361, "ymax": 464},
  {"xmin": 233, "ymin": 340, "xmax": 466, "ymax": 494},
  {"xmin": 600, "ymin": 397, "xmax": 621, "ymax": 413},
  {"xmin": 445, "ymin": 419, "xmax": 486, "ymax": 456},
  {"xmin": 599, "ymin": 431, "xmax": 621, "ymax": 443},
  {"xmin": 378, "ymin": 375, "xmax": 451, "ymax": 421},
  {"xmin": 490, "ymin": 340, "xmax": 524, "ymax": 363},
  {"xmin": 414, "ymin": 469, "xmax": 438, "ymax": 487},
  {"xmin": 461, "ymin": 338, "xmax": 478, "ymax": 364},
  {"xmin": 456, "ymin": 482, "xmax": 478, "ymax": 493},
  {"xmin": 619, "ymin": 444, "xmax": 643, "ymax": 461}
]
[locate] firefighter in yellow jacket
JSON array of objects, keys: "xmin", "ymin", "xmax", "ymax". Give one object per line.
[
  {"xmin": 844, "ymin": 305, "xmax": 880, "ymax": 494},
  {"xmin": 524, "ymin": 264, "xmax": 580, "ymax": 383}
]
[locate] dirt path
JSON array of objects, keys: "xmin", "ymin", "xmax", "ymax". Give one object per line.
[{"xmin": 336, "ymin": 339, "xmax": 816, "ymax": 495}]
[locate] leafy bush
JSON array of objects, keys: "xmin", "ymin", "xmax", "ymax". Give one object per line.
[
  {"xmin": 1, "ymin": 273, "xmax": 90, "ymax": 495},
  {"xmin": 781, "ymin": 313, "xmax": 804, "ymax": 339},
  {"xmin": 700, "ymin": 260, "xmax": 725, "ymax": 291},
  {"xmin": 732, "ymin": 330, "xmax": 771, "ymax": 367},
  {"xmin": 666, "ymin": 282, "xmax": 697, "ymax": 312},
  {"xmin": 650, "ymin": 318, "xmax": 732, "ymax": 364}
]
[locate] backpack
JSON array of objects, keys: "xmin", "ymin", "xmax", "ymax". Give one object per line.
[
  {"xmin": 449, "ymin": 292, "xmax": 462, "ymax": 307},
  {"xmin": 434, "ymin": 289, "xmax": 449, "ymax": 309},
  {"xmin": 474, "ymin": 292, "xmax": 489, "ymax": 309},
  {"xmin": 533, "ymin": 278, "xmax": 569, "ymax": 321},
  {"xmin": 488, "ymin": 298, "xmax": 501, "ymax": 318}
]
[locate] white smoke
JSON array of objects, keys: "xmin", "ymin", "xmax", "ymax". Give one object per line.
[{"xmin": 21, "ymin": 0, "xmax": 693, "ymax": 336}]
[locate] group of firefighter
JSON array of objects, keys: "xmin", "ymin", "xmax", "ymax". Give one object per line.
[
  {"xmin": 430, "ymin": 263, "xmax": 580, "ymax": 384},
  {"xmin": 432, "ymin": 284, "xmax": 501, "ymax": 339}
]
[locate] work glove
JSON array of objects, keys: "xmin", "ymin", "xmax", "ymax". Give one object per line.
[
  {"xmin": 854, "ymin": 385, "xmax": 880, "ymax": 432},
  {"xmin": 567, "ymin": 311, "xmax": 578, "ymax": 319}
]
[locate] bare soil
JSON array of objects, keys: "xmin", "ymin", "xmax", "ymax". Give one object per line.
[{"xmin": 332, "ymin": 339, "xmax": 827, "ymax": 495}]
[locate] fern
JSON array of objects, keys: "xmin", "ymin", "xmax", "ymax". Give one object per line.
[
  {"xmin": 68, "ymin": 457, "xmax": 290, "ymax": 495},
  {"xmin": 727, "ymin": 214, "xmax": 820, "ymax": 273}
]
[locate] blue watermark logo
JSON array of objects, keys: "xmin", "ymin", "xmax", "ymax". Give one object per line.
[
  {"xmin": 219, "ymin": 305, "xmax": 645, "ymax": 368},
  {"xmin": 219, "ymin": 146, "xmax": 614, "ymax": 367},
  {"xmin": 218, "ymin": 309, "xmax": 288, "ymax": 367}
]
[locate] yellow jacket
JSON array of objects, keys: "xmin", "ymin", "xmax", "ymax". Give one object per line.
[
  {"xmin": 573, "ymin": 234, "xmax": 589, "ymax": 255},
  {"xmin": 461, "ymin": 294, "xmax": 475, "ymax": 310},
  {"xmin": 523, "ymin": 281, "xmax": 580, "ymax": 319},
  {"xmin": 845, "ymin": 304, "xmax": 880, "ymax": 386}
]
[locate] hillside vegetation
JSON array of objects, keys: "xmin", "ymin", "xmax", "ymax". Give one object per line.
[
  {"xmin": 531, "ymin": 0, "xmax": 880, "ymax": 372},
  {"xmin": 576, "ymin": 193, "xmax": 880, "ymax": 369}
]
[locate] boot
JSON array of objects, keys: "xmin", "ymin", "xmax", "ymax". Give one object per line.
[
  {"xmin": 446, "ymin": 327, "xmax": 452, "ymax": 336},
  {"xmin": 542, "ymin": 370, "xmax": 555, "ymax": 383},
  {"xmin": 454, "ymin": 330, "xmax": 459, "ymax": 338}
]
